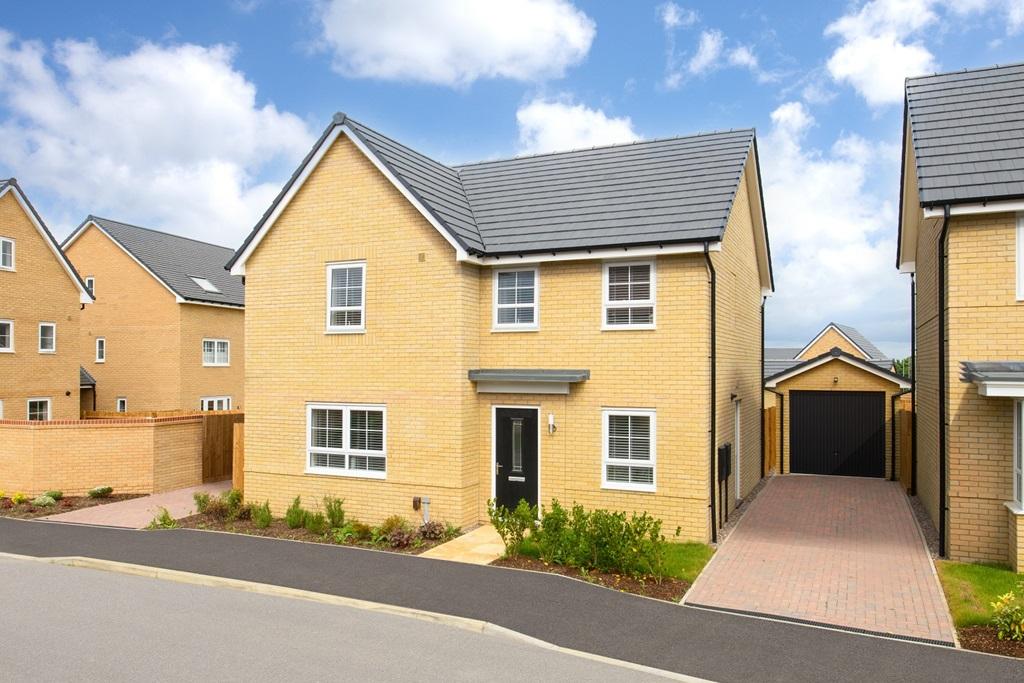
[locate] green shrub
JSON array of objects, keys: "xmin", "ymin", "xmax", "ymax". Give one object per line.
[
  {"xmin": 304, "ymin": 511, "xmax": 327, "ymax": 536},
  {"xmin": 203, "ymin": 496, "xmax": 230, "ymax": 520},
  {"xmin": 350, "ymin": 521, "xmax": 374, "ymax": 541},
  {"xmin": 87, "ymin": 486, "xmax": 113, "ymax": 499},
  {"xmin": 418, "ymin": 520, "xmax": 446, "ymax": 540},
  {"xmin": 31, "ymin": 495, "xmax": 56, "ymax": 508},
  {"xmin": 443, "ymin": 522, "xmax": 462, "ymax": 541},
  {"xmin": 285, "ymin": 496, "xmax": 306, "ymax": 529},
  {"xmin": 147, "ymin": 507, "xmax": 178, "ymax": 529},
  {"xmin": 250, "ymin": 501, "xmax": 272, "ymax": 529},
  {"xmin": 11, "ymin": 492, "xmax": 30, "ymax": 505},
  {"xmin": 193, "ymin": 491, "xmax": 211, "ymax": 513},
  {"xmin": 387, "ymin": 528, "xmax": 416, "ymax": 548},
  {"xmin": 224, "ymin": 489, "xmax": 244, "ymax": 517},
  {"xmin": 991, "ymin": 584, "xmax": 1024, "ymax": 641},
  {"xmin": 379, "ymin": 515, "xmax": 409, "ymax": 536},
  {"xmin": 323, "ymin": 496, "xmax": 345, "ymax": 528},
  {"xmin": 43, "ymin": 490, "xmax": 63, "ymax": 501},
  {"xmin": 487, "ymin": 498, "xmax": 536, "ymax": 557}
]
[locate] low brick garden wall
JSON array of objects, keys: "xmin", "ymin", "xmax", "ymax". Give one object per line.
[{"xmin": 0, "ymin": 415, "xmax": 204, "ymax": 496}]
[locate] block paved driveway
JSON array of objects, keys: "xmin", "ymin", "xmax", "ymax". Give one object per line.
[{"xmin": 684, "ymin": 475, "xmax": 956, "ymax": 645}]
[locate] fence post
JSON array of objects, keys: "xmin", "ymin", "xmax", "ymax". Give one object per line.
[{"xmin": 232, "ymin": 422, "xmax": 245, "ymax": 493}]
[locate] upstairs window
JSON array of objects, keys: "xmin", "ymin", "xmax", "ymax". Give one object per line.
[
  {"xmin": 1, "ymin": 237, "xmax": 14, "ymax": 270},
  {"xmin": 0, "ymin": 320, "xmax": 12, "ymax": 352},
  {"xmin": 85, "ymin": 277, "xmax": 95, "ymax": 296},
  {"xmin": 38, "ymin": 322, "xmax": 56, "ymax": 353},
  {"xmin": 493, "ymin": 268, "xmax": 538, "ymax": 330},
  {"xmin": 116, "ymin": 397, "xmax": 127, "ymax": 413},
  {"xmin": 190, "ymin": 276, "xmax": 220, "ymax": 293},
  {"xmin": 95, "ymin": 337, "xmax": 105, "ymax": 363},
  {"xmin": 202, "ymin": 339, "xmax": 230, "ymax": 366},
  {"xmin": 27, "ymin": 398, "xmax": 50, "ymax": 421},
  {"xmin": 327, "ymin": 262, "xmax": 366, "ymax": 333},
  {"xmin": 603, "ymin": 262, "xmax": 655, "ymax": 329},
  {"xmin": 307, "ymin": 403, "xmax": 386, "ymax": 478},
  {"xmin": 602, "ymin": 409, "xmax": 656, "ymax": 492}
]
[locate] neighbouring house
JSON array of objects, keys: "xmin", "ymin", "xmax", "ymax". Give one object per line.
[
  {"xmin": 764, "ymin": 322, "xmax": 910, "ymax": 479},
  {"xmin": 62, "ymin": 217, "xmax": 244, "ymax": 413},
  {"xmin": 0, "ymin": 178, "xmax": 93, "ymax": 420},
  {"xmin": 225, "ymin": 113, "xmax": 773, "ymax": 540},
  {"xmin": 897, "ymin": 62, "xmax": 1024, "ymax": 570}
]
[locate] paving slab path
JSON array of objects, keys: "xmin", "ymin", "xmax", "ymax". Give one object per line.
[
  {"xmin": 420, "ymin": 524, "xmax": 504, "ymax": 564},
  {"xmin": 685, "ymin": 475, "xmax": 956, "ymax": 645},
  {"xmin": 43, "ymin": 481, "xmax": 231, "ymax": 528},
  {"xmin": 0, "ymin": 517, "xmax": 1016, "ymax": 682}
]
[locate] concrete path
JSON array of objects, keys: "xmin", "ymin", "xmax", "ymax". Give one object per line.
[
  {"xmin": 0, "ymin": 557, "xmax": 673, "ymax": 682},
  {"xmin": 1, "ymin": 518, "xmax": 1017, "ymax": 681},
  {"xmin": 43, "ymin": 481, "xmax": 231, "ymax": 528},
  {"xmin": 685, "ymin": 475, "xmax": 956, "ymax": 645},
  {"xmin": 421, "ymin": 524, "xmax": 505, "ymax": 564}
]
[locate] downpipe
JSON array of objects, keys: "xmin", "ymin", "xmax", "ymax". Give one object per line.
[
  {"xmin": 937, "ymin": 205, "xmax": 950, "ymax": 557},
  {"xmin": 704, "ymin": 243, "xmax": 717, "ymax": 544}
]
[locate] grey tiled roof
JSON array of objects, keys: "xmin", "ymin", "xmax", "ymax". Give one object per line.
[
  {"xmin": 765, "ymin": 322, "xmax": 892, "ymax": 378},
  {"xmin": 80, "ymin": 217, "xmax": 244, "ymax": 307},
  {"xmin": 906, "ymin": 62, "xmax": 1024, "ymax": 205},
  {"xmin": 960, "ymin": 361, "xmax": 1024, "ymax": 383},
  {"xmin": 79, "ymin": 366, "xmax": 96, "ymax": 387},
  {"xmin": 765, "ymin": 347, "xmax": 907, "ymax": 386},
  {"xmin": 468, "ymin": 369, "xmax": 590, "ymax": 383},
  {"xmin": 230, "ymin": 114, "xmax": 760, "ymax": 265},
  {"xmin": 832, "ymin": 323, "xmax": 887, "ymax": 360}
]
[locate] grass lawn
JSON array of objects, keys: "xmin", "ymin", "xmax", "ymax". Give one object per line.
[
  {"xmin": 936, "ymin": 560, "xmax": 1023, "ymax": 627},
  {"xmin": 517, "ymin": 536, "xmax": 714, "ymax": 583}
]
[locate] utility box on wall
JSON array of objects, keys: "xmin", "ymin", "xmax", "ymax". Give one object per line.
[{"xmin": 717, "ymin": 443, "xmax": 732, "ymax": 481}]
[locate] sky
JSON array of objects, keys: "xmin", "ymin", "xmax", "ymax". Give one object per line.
[{"xmin": 1, "ymin": 1, "xmax": 1022, "ymax": 358}]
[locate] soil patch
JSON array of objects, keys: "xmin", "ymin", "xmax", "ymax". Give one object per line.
[
  {"xmin": 958, "ymin": 626, "xmax": 1024, "ymax": 658},
  {"xmin": 492, "ymin": 555, "xmax": 689, "ymax": 602},
  {"xmin": 0, "ymin": 494, "xmax": 144, "ymax": 519}
]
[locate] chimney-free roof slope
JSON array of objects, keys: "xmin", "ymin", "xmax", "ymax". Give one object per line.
[{"xmin": 906, "ymin": 62, "xmax": 1024, "ymax": 206}]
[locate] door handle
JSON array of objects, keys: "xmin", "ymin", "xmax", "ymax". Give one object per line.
[{"xmin": 496, "ymin": 463, "xmax": 503, "ymax": 471}]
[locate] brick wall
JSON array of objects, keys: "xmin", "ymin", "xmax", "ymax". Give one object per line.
[
  {"xmin": 0, "ymin": 191, "xmax": 82, "ymax": 420},
  {"xmin": 0, "ymin": 416, "xmax": 203, "ymax": 495},
  {"xmin": 178, "ymin": 304, "xmax": 245, "ymax": 411},
  {"xmin": 800, "ymin": 327, "xmax": 868, "ymax": 360}
]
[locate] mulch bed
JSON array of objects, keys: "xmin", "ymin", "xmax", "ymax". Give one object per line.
[
  {"xmin": 175, "ymin": 514, "xmax": 450, "ymax": 555},
  {"xmin": 0, "ymin": 494, "xmax": 144, "ymax": 519},
  {"xmin": 958, "ymin": 626, "xmax": 1024, "ymax": 658},
  {"xmin": 492, "ymin": 555, "xmax": 689, "ymax": 602}
]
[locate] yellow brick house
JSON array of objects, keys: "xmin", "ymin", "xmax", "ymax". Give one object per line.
[
  {"xmin": 897, "ymin": 62, "xmax": 1024, "ymax": 570},
  {"xmin": 0, "ymin": 178, "xmax": 94, "ymax": 421},
  {"xmin": 62, "ymin": 217, "xmax": 244, "ymax": 413},
  {"xmin": 227, "ymin": 113, "xmax": 773, "ymax": 540}
]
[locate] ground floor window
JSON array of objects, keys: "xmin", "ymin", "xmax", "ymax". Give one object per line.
[
  {"xmin": 27, "ymin": 398, "xmax": 50, "ymax": 421},
  {"xmin": 116, "ymin": 397, "xmax": 127, "ymax": 413},
  {"xmin": 200, "ymin": 396, "xmax": 232, "ymax": 411},
  {"xmin": 306, "ymin": 403, "xmax": 386, "ymax": 478},
  {"xmin": 602, "ymin": 408, "xmax": 656, "ymax": 491},
  {"xmin": 1015, "ymin": 400, "xmax": 1024, "ymax": 506}
]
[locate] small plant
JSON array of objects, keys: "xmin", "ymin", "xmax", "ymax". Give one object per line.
[
  {"xmin": 285, "ymin": 496, "xmax": 307, "ymax": 529},
  {"xmin": 31, "ymin": 495, "xmax": 56, "ymax": 507},
  {"xmin": 224, "ymin": 489, "xmax": 244, "ymax": 517},
  {"xmin": 203, "ymin": 496, "xmax": 230, "ymax": 520},
  {"xmin": 350, "ymin": 521, "xmax": 374, "ymax": 541},
  {"xmin": 379, "ymin": 515, "xmax": 410, "ymax": 536},
  {"xmin": 487, "ymin": 498, "xmax": 536, "ymax": 557},
  {"xmin": 418, "ymin": 520, "xmax": 446, "ymax": 540},
  {"xmin": 147, "ymin": 507, "xmax": 178, "ymax": 529},
  {"xmin": 11, "ymin": 492, "xmax": 29, "ymax": 505},
  {"xmin": 443, "ymin": 522, "xmax": 462, "ymax": 541},
  {"xmin": 991, "ymin": 584, "xmax": 1024, "ymax": 641},
  {"xmin": 304, "ymin": 511, "xmax": 328, "ymax": 535},
  {"xmin": 332, "ymin": 523, "xmax": 358, "ymax": 543},
  {"xmin": 323, "ymin": 496, "xmax": 346, "ymax": 529},
  {"xmin": 193, "ymin": 491, "xmax": 211, "ymax": 513},
  {"xmin": 387, "ymin": 528, "xmax": 417, "ymax": 548},
  {"xmin": 43, "ymin": 490, "xmax": 63, "ymax": 501},
  {"xmin": 250, "ymin": 501, "xmax": 272, "ymax": 529},
  {"xmin": 87, "ymin": 486, "xmax": 113, "ymax": 499}
]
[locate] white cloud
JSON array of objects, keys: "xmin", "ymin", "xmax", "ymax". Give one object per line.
[
  {"xmin": 727, "ymin": 45, "xmax": 758, "ymax": 70},
  {"xmin": 658, "ymin": 2, "xmax": 698, "ymax": 29},
  {"xmin": 317, "ymin": 0, "xmax": 595, "ymax": 87},
  {"xmin": 760, "ymin": 101, "xmax": 909, "ymax": 353},
  {"xmin": 515, "ymin": 97, "xmax": 639, "ymax": 154},
  {"xmin": 661, "ymin": 21, "xmax": 773, "ymax": 88},
  {"xmin": 0, "ymin": 31, "xmax": 313, "ymax": 244},
  {"xmin": 687, "ymin": 29, "xmax": 725, "ymax": 75}
]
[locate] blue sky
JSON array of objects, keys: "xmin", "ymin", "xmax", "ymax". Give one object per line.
[{"xmin": 1, "ymin": 1, "xmax": 1022, "ymax": 356}]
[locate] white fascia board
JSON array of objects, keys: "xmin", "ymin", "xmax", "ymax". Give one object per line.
[
  {"xmin": 465, "ymin": 241, "xmax": 720, "ymax": 266},
  {"xmin": 899, "ymin": 260, "xmax": 916, "ymax": 274},
  {"xmin": 922, "ymin": 200, "xmax": 1024, "ymax": 219},
  {"xmin": 1, "ymin": 185, "xmax": 94, "ymax": 303},
  {"xmin": 175, "ymin": 297, "xmax": 244, "ymax": 310},
  {"xmin": 765, "ymin": 355, "xmax": 911, "ymax": 389},
  {"xmin": 975, "ymin": 381, "xmax": 1024, "ymax": 398}
]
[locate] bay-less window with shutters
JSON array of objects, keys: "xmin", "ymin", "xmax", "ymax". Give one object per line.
[
  {"xmin": 602, "ymin": 261, "xmax": 656, "ymax": 329},
  {"xmin": 492, "ymin": 267, "xmax": 539, "ymax": 331},
  {"xmin": 326, "ymin": 262, "xmax": 366, "ymax": 333},
  {"xmin": 306, "ymin": 403, "xmax": 386, "ymax": 479},
  {"xmin": 602, "ymin": 408, "xmax": 656, "ymax": 492}
]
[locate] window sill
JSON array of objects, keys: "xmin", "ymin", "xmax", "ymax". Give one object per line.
[
  {"xmin": 38, "ymin": 350, "xmax": 56, "ymax": 355},
  {"xmin": 1005, "ymin": 501, "xmax": 1024, "ymax": 516},
  {"xmin": 491, "ymin": 326, "xmax": 539, "ymax": 333},
  {"xmin": 95, "ymin": 360, "xmax": 105, "ymax": 364},
  {"xmin": 325, "ymin": 328, "xmax": 366, "ymax": 335},
  {"xmin": 305, "ymin": 466, "xmax": 386, "ymax": 480},
  {"xmin": 0, "ymin": 267, "xmax": 14, "ymax": 273},
  {"xmin": 601, "ymin": 482, "xmax": 656, "ymax": 493},
  {"xmin": 601, "ymin": 325, "xmax": 656, "ymax": 332},
  {"xmin": 0, "ymin": 348, "xmax": 13, "ymax": 354},
  {"xmin": 202, "ymin": 363, "xmax": 230, "ymax": 367}
]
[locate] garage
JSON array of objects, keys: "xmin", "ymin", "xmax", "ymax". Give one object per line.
[{"xmin": 789, "ymin": 390, "xmax": 885, "ymax": 477}]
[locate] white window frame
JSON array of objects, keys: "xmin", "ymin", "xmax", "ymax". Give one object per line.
[
  {"xmin": 95, "ymin": 337, "xmax": 105, "ymax": 363},
  {"xmin": 325, "ymin": 261, "xmax": 367, "ymax": 334},
  {"xmin": 0, "ymin": 319, "xmax": 12, "ymax": 353},
  {"xmin": 202, "ymin": 338, "xmax": 230, "ymax": 367},
  {"xmin": 189, "ymin": 276, "xmax": 221, "ymax": 293},
  {"xmin": 601, "ymin": 408, "xmax": 657, "ymax": 492},
  {"xmin": 0, "ymin": 237, "xmax": 14, "ymax": 271},
  {"xmin": 38, "ymin": 322, "xmax": 56, "ymax": 354},
  {"xmin": 602, "ymin": 260, "xmax": 656, "ymax": 330},
  {"xmin": 200, "ymin": 396, "xmax": 232, "ymax": 411},
  {"xmin": 1017, "ymin": 214, "xmax": 1024, "ymax": 301},
  {"xmin": 305, "ymin": 402, "xmax": 386, "ymax": 479},
  {"xmin": 492, "ymin": 267, "xmax": 539, "ymax": 331},
  {"xmin": 116, "ymin": 397, "xmax": 128, "ymax": 413},
  {"xmin": 85, "ymin": 276, "xmax": 95, "ymax": 296},
  {"xmin": 1015, "ymin": 400, "xmax": 1024, "ymax": 506},
  {"xmin": 27, "ymin": 397, "xmax": 51, "ymax": 421},
  {"xmin": 0, "ymin": 400, "xmax": 4, "ymax": 419}
]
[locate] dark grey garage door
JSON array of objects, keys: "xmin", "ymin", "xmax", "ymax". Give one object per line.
[{"xmin": 790, "ymin": 390, "xmax": 885, "ymax": 477}]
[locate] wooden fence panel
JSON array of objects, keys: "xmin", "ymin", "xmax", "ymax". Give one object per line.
[
  {"xmin": 232, "ymin": 423, "xmax": 245, "ymax": 493},
  {"xmin": 763, "ymin": 406, "xmax": 778, "ymax": 475},
  {"xmin": 202, "ymin": 412, "xmax": 244, "ymax": 483}
]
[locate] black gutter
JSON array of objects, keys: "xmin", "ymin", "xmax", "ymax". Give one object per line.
[
  {"xmin": 911, "ymin": 274, "xmax": 918, "ymax": 495},
  {"xmin": 765, "ymin": 388, "xmax": 784, "ymax": 474},
  {"xmin": 760, "ymin": 298, "xmax": 766, "ymax": 477},
  {"xmin": 891, "ymin": 389, "xmax": 912, "ymax": 482},
  {"xmin": 937, "ymin": 205, "xmax": 951, "ymax": 557},
  {"xmin": 704, "ymin": 243, "xmax": 717, "ymax": 544}
]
